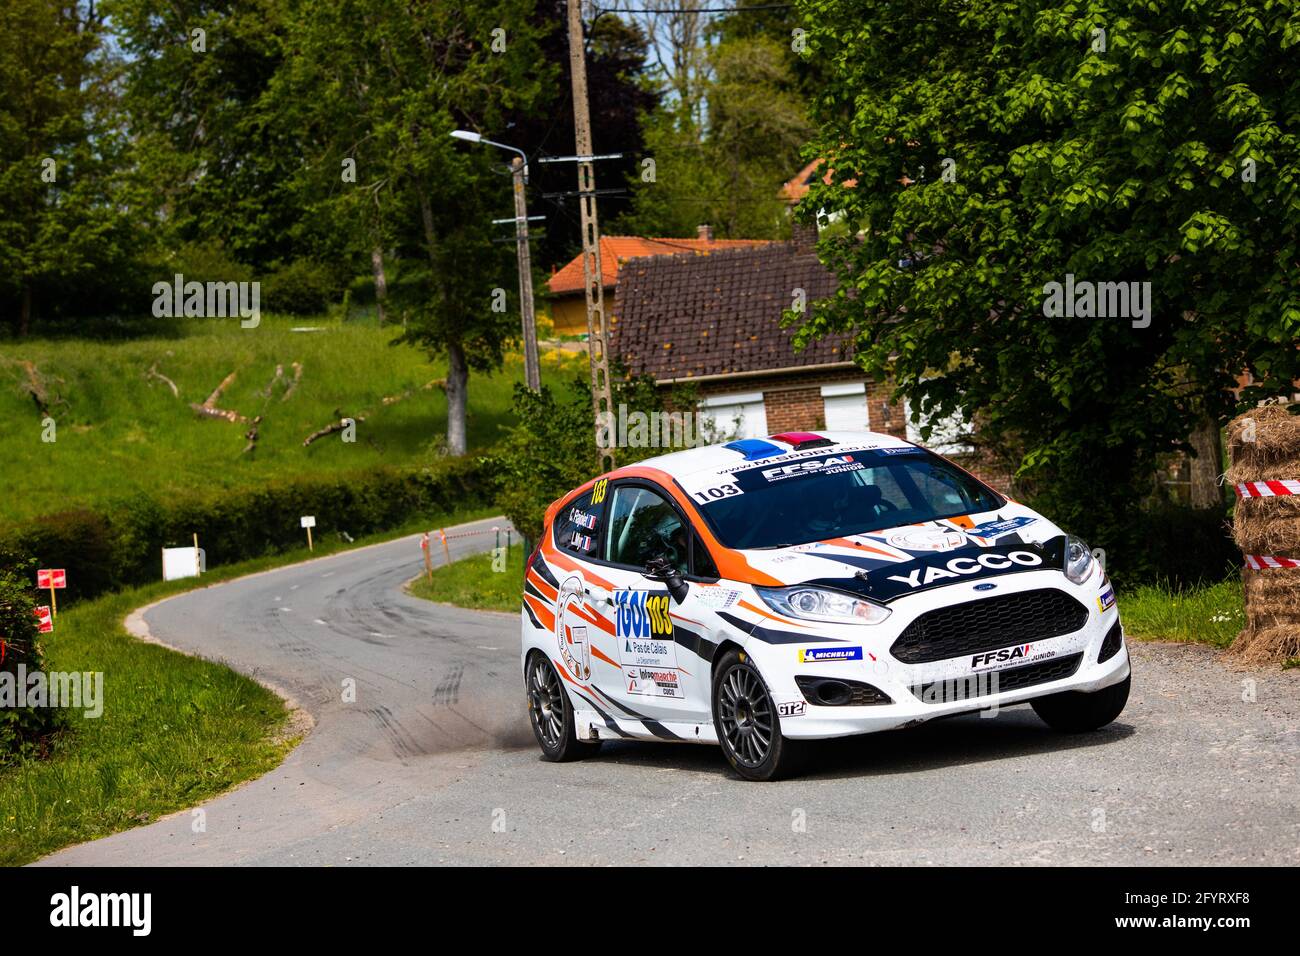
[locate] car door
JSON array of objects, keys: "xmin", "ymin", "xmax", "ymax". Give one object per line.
[
  {"xmin": 597, "ymin": 481, "xmax": 713, "ymax": 725},
  {"xmin": 549, "ymin": 481, "xmax": 612, "ymax": 692}
]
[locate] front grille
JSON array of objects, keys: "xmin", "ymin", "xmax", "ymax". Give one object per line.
[
  {"xmin": 795, "ymin": 675, "xmax": 892, "ymax": 706},
  {"xmin": 891, "ymin": 588, "xmax": 1089, "ymax": 664},
  {"xmin": 1098, "ymin": 621, "xmax": 1124, "ymax": 662},
  {"xmin": 910, "ymin": 652, "xmax": 1084, "ymax": 703}
]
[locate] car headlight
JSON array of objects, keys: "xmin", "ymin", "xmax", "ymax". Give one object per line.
[
  {"xmin": 755, "ymin": 585, "xmax": 891, "ymax": 625},
  {"xmin": 1064, "ymin": 535, "xmax": 1095, "ymax": 584}
]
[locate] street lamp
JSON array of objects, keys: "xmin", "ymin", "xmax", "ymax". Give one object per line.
[{"xmin": 451, "ymin": 129, "xmax": 540, "ymax": 391}]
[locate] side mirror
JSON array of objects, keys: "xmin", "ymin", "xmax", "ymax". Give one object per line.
[{"xmin": 643, "ymin": 554, "xmax": 689, "ymax": 604}]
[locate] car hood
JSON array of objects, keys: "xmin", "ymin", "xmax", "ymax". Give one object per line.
[{"xmin": 734, "ymin": 502, "xmax": 1069, "ymax": 600}]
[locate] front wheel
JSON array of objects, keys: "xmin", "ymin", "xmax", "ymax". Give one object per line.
[
  {"xmin": 712, "ymin": 649, "xmax": 803, "ymax": 781},
  {"xmin": 525, "ymin": 653, "xmax": 600, "ymax": 761},
  {"xmin": 1031, "ymin": 673, "xmax": 1131, "ymax": 733}
]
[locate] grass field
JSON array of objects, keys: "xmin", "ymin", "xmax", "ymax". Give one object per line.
[
  {"xmin": 0, "ymin": 505, "xmax": 495, "ymax": 866},
  {"xmin": 407, "ymin": 542, "xmax": 524, "ymax": 613},
  {"xmin": 1120, "ymin": 578, "xmax": 1244, "ymax": 648},
  {"xmin": 0, "ymin": 313, "xmax": 586, "ymax": 525}
]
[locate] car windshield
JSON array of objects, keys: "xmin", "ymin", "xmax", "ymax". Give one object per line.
[{"xmin": 683, "ymin": 448, "xmax": 1004, "ymax": 550}]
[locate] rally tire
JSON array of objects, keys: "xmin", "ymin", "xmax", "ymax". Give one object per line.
[
  {"xmin": 712, "ymin": 649, "xmax": 803, "ymax": 781},
  {"xmin": 525, "ymin": 653, "xmax": 600, "ymax": 761},
  {"xmin": 1031, "ymin": 673, "xmax": 1131, "ymax": 733}
]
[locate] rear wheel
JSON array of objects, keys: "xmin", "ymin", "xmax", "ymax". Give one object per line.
[
  {"xmin": 526, "ymin": 653, "xmax": 600, "ymax": 761},
  {"xmin": 1031, "ymin": 673, "xmax": 1131, "ymax": 732},
  {"xmin": 712, "ymin": 649, "xmax": 803, "ymax": 781}
]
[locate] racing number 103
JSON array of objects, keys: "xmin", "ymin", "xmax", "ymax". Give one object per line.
[{"xmin": 693, "ymin": 483, "xmax": 741, "ymax": 503}]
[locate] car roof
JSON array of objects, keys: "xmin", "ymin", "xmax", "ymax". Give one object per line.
[{"xmin": 625, "ymin": 430, "xmax": 916, "ymax": 480}]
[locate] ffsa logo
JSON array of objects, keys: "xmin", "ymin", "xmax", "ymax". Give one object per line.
[
  {"xmin": 49, "ymin": 886, "xmax": 151, "ymax": 936},
  {"xmin": 971, "ymin": 645, "xmax": 1032, "ymax": 668},
  {"xmin": 761, "ymin": 454, "xmax": 855, "ymax": 481}
]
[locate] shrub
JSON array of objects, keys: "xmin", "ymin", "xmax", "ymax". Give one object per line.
[
  {"xmin": 0, "ymin": 552, "xmax": 63, "ymax": 764},
  {"xmin": 488, "ymin": 373, "xmax": 697, "ymax": 541},
  {"xmin": 259, "ymin": 259, "xmax": 341, "ymax": 315},
  {"xmin": 0, "ymin": 457, "xmax": 492, "ymax": 604}
]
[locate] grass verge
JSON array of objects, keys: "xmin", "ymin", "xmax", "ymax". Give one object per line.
[
  {"xmin": 0, "ymin": 506, "xmax": 497, "ymax": 866},
  {"xmin": 1119, "ymin": 578, "xmax": 1244, "ymax": 649},
  {"xmin": 407, "ymin": 544, "xmax": 524, "ymax": 613}
]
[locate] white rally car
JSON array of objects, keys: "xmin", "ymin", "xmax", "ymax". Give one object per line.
[{"xmin": 520, "ymin": 430, "xmax": 1130, "ymax": 780}]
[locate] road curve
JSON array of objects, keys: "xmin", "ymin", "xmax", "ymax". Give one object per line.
[{"xmin": 40, "ymin": 518, "xmax": 1299, "ymax": 866}]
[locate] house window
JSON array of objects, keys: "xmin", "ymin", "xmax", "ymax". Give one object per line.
[
  {"xmin": 820, "ymin": 382, "xmax": 869, "ymax": 431},
  {"xmin": 699, "ymin": 391, "xmax": 768, "ymax": 441}
]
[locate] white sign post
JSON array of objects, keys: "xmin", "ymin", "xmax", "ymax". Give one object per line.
[
  {"xmin": 162, "ymin": 547, "xmax": 202, "ymax": 581},
  {"xmin": 301, "ymin": 515, "xmax": 316, "ymax": 552}
]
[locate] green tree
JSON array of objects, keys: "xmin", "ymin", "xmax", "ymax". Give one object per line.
[
  {"xmin": 0, "ymin": 0, "xmax": 142, "ymax": 334},
  {"xmin": 791, "ymin": 0, "xmax": 1300, "ymax": 568},
  {"xmin": 274, "ymin": 0, "xmax": 550, "ymax": 455},
  {"xmin": 618, "ymin": 31, "xmax": 809, "ymax": 238},
  {"xmin": 106, "ymin": 0, "xmax": 303, "ymax": 267}
]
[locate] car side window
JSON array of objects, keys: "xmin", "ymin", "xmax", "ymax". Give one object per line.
[
  {"xmin": 555, "ymin": 479, "xmax": 608, "ymax": 557},
  {"xmin": 692, "ymin": 534, "xmax": 719, "ymax": 579},
  {"xmin": 607, "ymin": 485, "xmax": 689, "ymax": 574}
]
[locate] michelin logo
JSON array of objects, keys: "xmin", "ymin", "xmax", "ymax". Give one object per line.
[{"xmin": 798, "ymin": 646, "xmax": 863, "ymax": 663}]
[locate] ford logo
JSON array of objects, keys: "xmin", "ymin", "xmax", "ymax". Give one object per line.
[{"xmin": 973, "ymin": 583, "xmax": 997, "ymax": 591}]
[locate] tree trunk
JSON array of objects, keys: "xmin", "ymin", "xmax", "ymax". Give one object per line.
[
  {"xmin": 1189, "ymin": 416, "xmax": 1223, "ymax": 509},
  {"xmin": 19, "ymin": 283, "xmax": 32, "ymax": 337},
  {"xmin": 371, "ymin": 246, "xmax": 388, "ymax": 326},
  {"xmin": 445, "ymin": 341, "xmax": 468, "ymax": 456}
]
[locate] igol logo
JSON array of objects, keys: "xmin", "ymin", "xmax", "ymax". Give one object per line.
[{"xmin": 886, "ymin": 550, "xmax": 1043, "ymax": 588}]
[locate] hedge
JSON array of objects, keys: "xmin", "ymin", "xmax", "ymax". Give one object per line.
[
  {"xmin": 0, "ymin": 456, "xmax": 492, "ymax": 605},
  {"xmin": 0, "ymin": 554, "xmax": 62, "ymax": 764}
]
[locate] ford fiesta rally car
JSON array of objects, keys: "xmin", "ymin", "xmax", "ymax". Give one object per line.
[{"xmin": 520, "ymin": 430, "xmax": 1131, "ymax": 780}]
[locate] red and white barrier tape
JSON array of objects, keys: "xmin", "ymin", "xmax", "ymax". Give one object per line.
[
  {"xmin": 435, "ymin": 525, "xmax": 516, "ymax": 542},
  {"xmin": 1244, "ymin": 555, "xmax": 1300, "ymax": 570},
  {"xmin": 1235, "ymin": 479, "xmax": 1300, "ymax": 497}
]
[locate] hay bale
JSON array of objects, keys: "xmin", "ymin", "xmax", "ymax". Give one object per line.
[
  {"xmin": 1227, "ymin": 403, "xmax": 1300, "ymax": 662},
  {"xmin": 1234, "ymin": 567, "xmax": 1300, "ymax": 664},
  {"xmin": 1225, "ymin": 403, "xmax": 1300, "ymax": 483},
  {"xmin": 1232, "ymin": 495, "xmax": 1300, "ymax": 554}
]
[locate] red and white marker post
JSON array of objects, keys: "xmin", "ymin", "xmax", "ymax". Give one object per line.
[{"xmin": 36, "ymin": 568, "xmax": 66, "ymax": 617}]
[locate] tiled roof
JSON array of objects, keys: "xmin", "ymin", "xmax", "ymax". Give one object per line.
[
  {"xmin": 611, "ymin": 243, "xmax": 851, "ymax": 381},
  {"xmin": 546, "ymin": 235, "xmax": 772, "ymax": 296}
]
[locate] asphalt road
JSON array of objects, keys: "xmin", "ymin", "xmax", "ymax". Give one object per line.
[{"xmin": 40, "ymin": 516, "xmax": 1299, "ymax": 866}]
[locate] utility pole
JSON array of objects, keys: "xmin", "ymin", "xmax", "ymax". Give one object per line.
[
  {"xmin": 567, "ymin": 0, "xmax": 616, "ymax": 469},
  {"xmin": 449, "ymin": 129, "xmax": 542, "ymax": 392},
  {"xmin": 511, "ymin": 156, "xmax": 540, "ymax": 391}
]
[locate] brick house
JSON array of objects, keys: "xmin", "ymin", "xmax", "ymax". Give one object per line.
[
  {"xmin": 545, "ymin": 226, "xmax": 771, "ymax": 336},
  {"xmin": 610, "ymin": 232, "xmax": 912, "ymax": 443},
  {"xmin": 608, "ymin": 227, "xmax": 1014, "ymax": 493}
]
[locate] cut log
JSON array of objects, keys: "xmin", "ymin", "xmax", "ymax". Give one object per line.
[
  {"xmin": 203, "ymin": 371, "xmax": 237, "ymax": 408},
  {"xmin": 242, "ymin": 415, "xmax": 263, "ymax": 455},
  {"xmin": 303, "ymin": 415, "xmax": 364, "ymax": 447},
  {"xmin": 281, "ymin": 362, "xmax": 303, "ymax": 402},
  {"xmin": 21, "ymin": 360, "xmax": 48, "ymax": 416},
  {"xmin": 146, "ymin": 363, "xmax": 179, "ymax": 398},
  {"xmin": 190, "ymin": 403, "xmax": 248, "ymax": 423}
]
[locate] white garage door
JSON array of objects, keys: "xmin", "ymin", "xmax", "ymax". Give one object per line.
[
  {"xmin": 699, "ymin": 391, "xmax": 768, "ymax": 441},
  {"xmin": 821, "ymin": 382, "xmax": 869, "ymax": 430}
]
